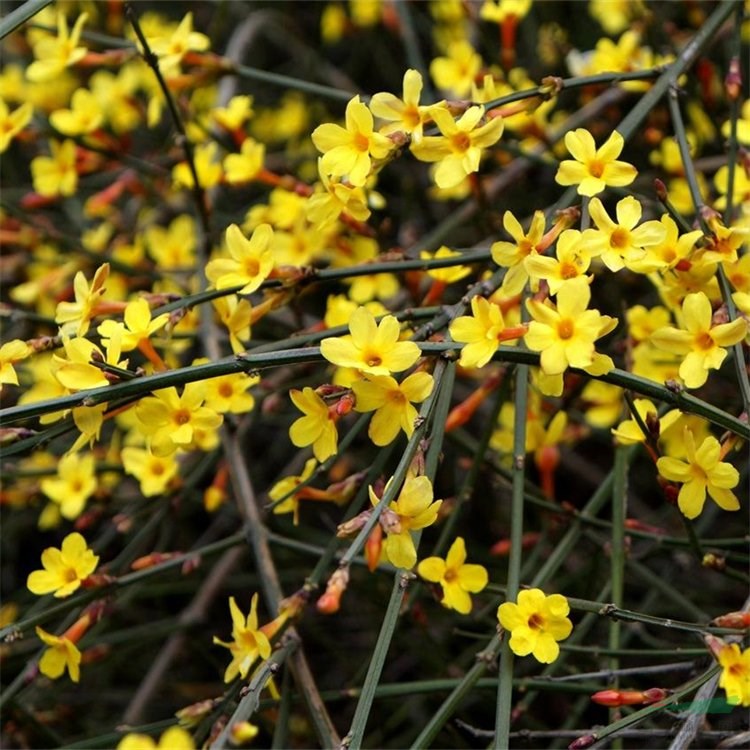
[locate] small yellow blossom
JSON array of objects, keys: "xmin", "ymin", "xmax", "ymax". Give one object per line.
[
  {"xmin": 35, "ymin": 626, "xmax": 82, "ymax": 682},
  {"xmin": 55, "ymin": 263, "xmax": 110, "ymax": 336},
  {"xmin": 321, "ymin": 306, "xmax": 421, "ymax": 376},
  {"xmin": 0, "ymin": 339, "xmax": 31, "ymax": 391},
  {"xmin": 430, "ymin": 40, "xmax": 482, "ymax": 97},
  {"xmin": 369, "ymin": 69, "xmax": 435, "ymax": 143},
  {"xmin": 371, "ymin": 474, "xmax": 442, "ymax": 569},
  {"xmin": 588, "ymin": 0, "xmax": 645, "ymax": 35},
  {"xmin": 611, "ymin": 399, "xmax": 680, "ymax": 445},
  {"xmin": 27, "ymin": 532, "xmax": 98, "ymax": 598},
  {"xmin": 145, "ymin": 214, "xmax": 197, "ymax": 269},
  {"xmin": 213, "ymin": 594, "xmax": 271, "ymax": 683},
  {"xmin": 555, "ymin": 129, "xmax": 637, "ymax": 197},
  {"xmin": 651, "ymin": 292, "xmax": 748, "ymax": 388},
  {"xmin": 206, "ymin": 224, "xmax": 274, "ymax": 295},
  {"xmin": 524, "ymin": 278, "xmax": 617, "ymax": 376},
  {"xmin": 656, "ymin": 428, "xmax": 740, "ymax": 519},
  {"xmin": 49, "ymin": 87, "xmax": 103, "ymax": 136},
  {"xmin": 626, "ymin": 215, "xmax": 703, "ymax": 274},
  {"xmin": 449, "ymin": 295, "xmax": 523, "ymax": 368},
  {"xmin": 497, "ymin": 588, "xmax": 573, "ymax": 663},
  {"xmin": 352, "ymin": 371, "xmax": 434, "ymax": 445},
  {"xmin": 491, "ymin": 210, "xmax": 546, "ymax": 294},
  {"xmin": 269, "ymin": 458, "xmax": 318, "ymax": 525},
  {"xmin": 223, "ymin": 138, "xmax": 266, "ymax": 184},
  {"xmin": 289, "ymin": 387, "xmax": 338, "ymax": 462},
  {"xmin": 480, "ymin": 0, "xmax": 532, "ymax": 23},
  {"xmin": 52, "ymin": 333, "xmax": 128, "ymax": 391},
  {"xmin": 212, "ymin": 95, "xmax": 254, "ymax": 131},
  {"xmin": 0, "ymin": 99, "xmax": 33, "ymax": 152},
  {"xmin": 417, "ymin": 536, "xmax": 488, "ymax": 614},
  {"xmin": 410, "ymin": 104, "xmax": 504, "ymax": 189},
  {"xmin": 213, "ymin": 295, "xmax": 252, "ymax": 354},
  {"xmin": 524, "ymin": 229, "xmax": 599, "ymax": 293},
  {"xmin": 26, "ymin": 12, "xmax": 88, "ymax": 82},
  {"xmin": 40, "ymin": 452, "xmax": 97, "ymax": 520},
  {"xmin": 312, "ymin": 95, "xmax": 395, "ymax": 186},
  {"xmin": 306, "ymin": 160, "xmax": 371, "ymax": 229},
  {"xmin": 117, "ymin": 726, "xmax": 195, "ymax": 750},
  {"xmin": 147, "ymin": 12, "xmax": 210, "ymax": 73},
  {"xmin": 172, "ymin": 141, "xmax": 223, "ymax": 189},
  {"xmin": 421, "ymin": 246, "xmax": 472, "ymax": 284},
  {"xmin": 31, "ymin": 139, "xmax": 78, "ymax": 197},
  {"xmin": 98, "ymin": 298, "xmax": 169, "ymax": 352},
  {"xmin": 717, "ymin": 643, "xmax": 750, "ymax": 707},
  {"xmin": 121, "ymin": 447, "xmax": 180, "ymax": 497}
]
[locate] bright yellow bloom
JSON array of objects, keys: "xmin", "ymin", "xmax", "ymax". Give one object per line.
[
  {"xmin": 421, "ymin": 246, "xmax": 472, "ymax": 284},
  {"xmin": 524, "ymin": 278, "xmax": 617, "ymax": 376},
  {"xmin": 0, "ymin": 339, "xmax": 31, "ymax": 391},
  {"xmin": 611, "ymin": 399, "xmax": 680, "ymax": 445},
  {"xmin": 49, "ymin": 87, "xmax": 103, "ymax": 136},
  {"xmin": 202, "ymin": 371, "xmax": 258, "ymax": 415},
  {"xmin": 31, "ymin": 139, "xmax": 78, "ymax": 197},
  {"xmin": 27, "ymin": 532, "xmax": 98, "ymax": 598},
  {"xmin": 206, "ymin": 224, "xmax": 274, "ymax": 295},
  {"xmin": 55, "ymin": 263, "xmax": 110, "ymax": 336},
  {"xmin": 52, "ymin": 333, "xmax": 128, "ymax": 391},
  {"xmin": 98, "ymin": 298, "xmax": 169, "ymax": 351},
  {"xmin": 626, "ymin": 215, "xmax": 703, "ymax": 274},
  {"xmin": 40, "ymin": 452, "xmax": 97, "ymax": 520},
  {"xmin": 371, "ymin": 474, "xmax": 442, "ymax": 569},
  {"xmin": 588, "ymin": 196, "xmax": 667, "ymax": 272},
  {"xmin": 480, "ymin": 0, "xmax": 532, "ymax": 22},
  {"xmin": 0, "ymin": 99, "xmax": 33, "ymax": 152},
  {"xmin": 211, "ymin": 94, "xmax": 254, "ymax": 131},
  {"xmin": 717, "ymin": 643, "xmax": 750, "ymax": 707},
  {"xmin": 306, "ymin": 160, "xmax": 371, "ymax": 229},
  {"xmin": 656, "ymin": 428, "xmax": 740, "ymax": 519},
  {"xmin": 524, "ymin": 229, "xmax": 599, "ymax": 294},
  {"xmin": 223, "ymin": 138, "xmax": 265, "ymax": 184},
  {"xmin": 352, "ymin": 371, "xmax": 434, "ymax": 445},
  {"xmin": 497, "ymin": 588, "xmax": 573, "ymax": 664},
  {"xmin": 429, "ymin": 40, "xmax": 482, "ymax": 97},
  {"xmin": 213, "ymin": 295, "xmax": 252, "ymax": 354},
  {"xmin": 410, "ymin": 104, "xmax": 504, "ymax": 189},
  {"xmin": 26, "ymin": 12, "xmax": 88, "ymax": 82},
  {"xmin": 289, "ymin": 387, "xmax": 338, "ymax": 462},
  {"xmin": 491, "ymin": 210, "xmax": 546, "ymax": 295},
  {"xmin": 449, "ymin": 296, "xmax": 522, "ymax": 368},
  {"xmin": 312, "ymin": 95, "xmax": 395, "ymax": 186},
  {"xmin": 369, "ymin": 69, "xmax": 435, "ymax": 142},
  {"xmin": 121, "ymin": 447, "xmax": 180, "ymax": 497},
  {"xmin": 651, "ymin": 292, "xmax": 748, "ymax": 389},
  {"xmin": 555, "ymin": 129, "xmax": 637, "ymax": 197},
  {"xmin": 213, "ymin": 594, "xmax": 272, "ymax": 683},
  {"xmin": 135, "ymin": 384, "xmax": 223, "ymax": 456},
  {"xmin": 145, "ymin": 214, "xmax": 197, "ymax": 269},
  {"xmin": 172, "ymin": 141, "xmax": 222, "ymax": 189},
  {"xmin": 117, "ymin": 726, "xmax": 195, "ymax": 750},
  {"xmin": 269, "ymin": 457, "xmax": 318, "ymax": 525},
  {"xmin": 417, "ymin": 536, "xmax": 488, "ymax": 614},
  {"xmin": 321, "ymin": 306, "xmax": 421, "ymax": 376},
  {"xmin": 588, "ymin": 0, "xmax": 645, "ymax": 35},
  {"xmin": 35, "ymin": 626, "xmax": 81, "ymax": 682},
  {"xmin": 147, "ymin": 12, "xmax": 210, "ymax": 73}
]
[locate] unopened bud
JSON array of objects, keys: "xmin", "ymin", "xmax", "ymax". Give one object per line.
[
  {"xmin": 704, "ymin": 633, "xmax": 726, "ymax": 658},
  {"xmin": 230, "ymin": 721, "xmax": 259, "ymax": 745},
  {"xmin": 130, "ymin": 552, "xmax": 182, "ymax": 570},
  {"xmin": 711, "ymin": 610, "xmax": 750, "ymax": 629},
  {"xmin": 726, "ymin": 57, "xmax": 741, "ymax": 101},
  {"xmin": 568, "ymin": 734, "xmax": 597, "ymax": 750},
  {"xmin": 337, "ymin": 509, "xmax": 372, "ymax": 537},
  {"xmin": 176, "ymin": 699, "xmax": 218, "ymax": 727},
  {"xmin": 316, "ymin": 567, "xmax": 350, "ymax": 614},
  {"xmin": 365, "ymin": 524, "xmax": 383, "ymax": 572},
  {"xmin": 654, "ymin": 178, "xmax": 668, "ymax": 202}
]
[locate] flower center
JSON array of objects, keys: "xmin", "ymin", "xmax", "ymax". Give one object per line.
[
  {"xmin": 354, "ymin": 132, "xmax": 370, "ymax": 152},
  {"xmin": 403, "ymin": 106, "xmax": 421, "ymax": 129},
  {"xmin": 557, "ymin": 319, "xmax": 574, "ymax": 340},
  {"xmin": 151, "ymin": 461, "xmax": 165, "ymax": 476},
  {"xmin": 364, "ymin": 352, "xmax": 382, "ymax": 367},
  {"xmin": 587, "ymin": 159, "xmax": 604, "ymax": 178},
  {"xmin": 695, "ymin": 331, "xmax": 715, "ymax": 351},
  {"xmin": 560, "ymin": 262, "xmax": 578, "ymax": 279},
  {"xmin": 243, "ymin": 258, "xmax": 260, "ymax": 276},
  {"xmin": 63, "ymin": 567, "xmax": 78, "ymax": 583},
  {"xmin": 451, "ymin": 132, "xmax": 471, "ymax": 152},
  {"xmin": 444, "ymin": 568, "xmax": 458, "ymax": 583},
  {"xmin": 174, "ymin": 409, "xmax": 191, "ymax": 425},
  {"xmin": 610, "ymin": 228, "xmax": 630, "ymax": 249},
  {"xmin": 527, "ymin": 613, "xmax": 544, "ymax": 630},
  {"xmin": 218, "ymin": 382, "xmax": 234, "ymax": 398}
]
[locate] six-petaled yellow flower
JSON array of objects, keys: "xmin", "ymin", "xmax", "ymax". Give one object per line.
[
  {"xmin": 40, "ymin": 452, "xmax": 98, "ymax": 520},
  {"xmin": 289, "ymin": 387, "xmax": 338, "ymax": 461},
  {"xmin": 417, "ymin": 536, "xmax": 488, "ymax": 614},
  {"xmin": 497, "ymin": 588, "xmax": 573, "ymax": 663},
  {"xmin": 206, "ymin": 223, "xmax": 274, "ymax": 295},
  {"xmin": 369, "ymin": 69, "xmax": 435, "ymax": 143},
  {"xmin": 27, "ymin": 532, "xmax": 99, "ymax": 598}
]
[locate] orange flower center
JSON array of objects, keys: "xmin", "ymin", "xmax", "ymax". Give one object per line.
[
  {"xmin": 218, "ymin": 382, "xmax": 234, "ymax": 398},
  {"xmin": 444, "ymin": 568, "xmax": 458, "ymax": 583},
  {"xmin": 695, "ymin": 331, "xmax": 715, "ymax": 351},
  {"xmin": 451, "ymin": 132, "xmax": 471, "ymax": 152},
  {"xmin": 354, "ymin": 132, "xmax": 370, "ymax": 152},
  {"xmin": 243, "ymin": 257, "xmax": 260, "ymax": 276},
  {"xmin": 587, "ymin": 159, "xmax": 604, "ymax": 178},
  {"xmin": 557, "ymin": 319, "xmax": 574, "ymax": 340},
  {"xmin": 63, "ymin": 567, "xmax": 79, "ymax": 583},
  {"xmin": 560, "ymin": 262, "xmax": 578, "ymax": 279},
  {"xmin": 403, "ymin": 106, "xmax": 421, "ymax": 129},
  {"xmin": 527, "ymin": 613, "xmax": 544, "ymax": 630},
  {"xmin": 610, "ymin": 228, "xmax": 630, "ymax": 249},
  {"xmin": 174, "ymin": 409, "xmax": 191, "ymax": 425},
  {"xmin": 151, "ymin": 461, "xmax": 165, "ymax": 476},
  {"xmin": 365, "ymin": 353, "xmax": 382, "ymax": 367}
]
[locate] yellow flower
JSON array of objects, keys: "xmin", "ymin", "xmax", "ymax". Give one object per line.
[
  {"xmin": 223, "ymin": 138, "xmax": 266, "ymax": 184},
  {"xmin": 588, "ymin": 0, "xmax": 645, "ymax": 35},
  {"xmin": 145, "ymin": 214, "xmax": 197, "ymax": 269},
  {"xmin": 311, "ymin": 95, "xmax": 395, "ymax": 187},
  {"xmin": 417, "ymin": 536, "xmax": 488, "ymax": 614},
  {"xmin": 524, "ymin": 229, "xmax": 599, "ymax": 294},
  {"xmin": 491, "ymin": 210, "xmax": 546, "ymax": 294},
  {"xmin": 211, "ymin": 94, "xmax": 254, "ymax": 131},
  {"xmin": 0, "ymin": 99, "xmax": 33, "ymax": 152},
  {"xmin": 524, "ymin": 278, "xmax": 617, "ymax": 376},
  {"xmin": 650, "ymin": 292, "xmax": 748, "ymax": 389},
  {"xmin": 421, "ymin": 246, "xmax": 472, "ymax": 284},
  {"xmin": 27, "ymin": 532, "xmax": 98, "ymax": 598},
  {"xmin": 656, "ymin": 428, "xmax": 740, "ymax": 519},
  {"xmin": 49, "ymin": 87, "xmax": 103, "ymax": 136},
  {"xmin": 429, "ymin": 40, "xmax": 482, "ymax": 97},
  {"xmin": 372, "ymin": 475, "xmax": 442, "ymax": 569},
  {"xmin": 206, "ymin": 224, "xmax": 274, "ymax": 295},
  {"xmin": 40, "ymin": 452, "xmax": 97, "ymax": 520},
  {"xmin": 31, "ymin": 139, "xmax": 78, "ymax": 197},
  {"xmin": 626, "ymin": 215, "xmax": 703, "ymax": 274},
  {"xmin": 588, "ymin": 196, "xmax": 667, "ymax": 272},
  {"xmin": 0, "ymin": 339, "xmax": 31, "ymax": 391},
  {"xmin": 289, "ymin": 387, "xmax": 338, "ymax": 462},
  {"xmin": 717, "ymin": 643, "xmax": 750, "ymax": 707},
  {"xmin": 306, "ymin": 159, "xmax": 371, "ymax": 229},
  {"xmin": 269, "ymin": 457, "xmax": 318, "ymax": 525},
  {"xmin": 212, "ymin": 295, "xmax": 252, "ymax": 354},
  {"xmin": 98, "ymin": 298, "xmax": 169, "ymax": 352},
  {"xmin": 202, "ymin": 371, "xmax": 258, "ymax": 415},
  {"xmin": 52, "ymin": 333, "xmax": 128, "ymax": 391},
  {"xmin": 213, "ymin": 594, "xmax": 272, "ymax": 683},
  {"xmin": 117, "ymin": 726, "xmax": 195, "ymax": 750},
  {"xmin": 449, "ymin": 296, "xmax": 523, "ymax": 368},
  {"xmin": 410, "ymin": 104, "xmax": 504, "ymax": 189},
  {"xmin": 611, "ymin": 399, "xmax": 680, "ymax": 445},
  {"xmin": 352, "ymin": 371, "xmax": 434, "ymax": 445},
  {"xmin": 320, "ymin": 306, "xmax": 421, "ymax": 376},
  {"xmin": 121, "ymin": 447, "xmax": 180, "ymax": 497},
  {"xmin": 369, "ymin": 68, "xmax": 435, "ymax": 143},
  {"xmin": 555, "ymin": 129, "xmax": 637, "ymax": 197},
  {"xmin": 35, "ymin": 626, "xmax": 82, "ymax": 682},
  {"xmin": 26, "ymin": 12, "xmax": 88, "ymax": 82},
  {"xmin": 479, "ymin": 0, "xmax": 532, "ymax": 23},
  {"xmin": 172, "ymin": 141, "xmax": 222, "ymax": 189},
  {"xmin": 147, "ymin": 12, "xmax": 210, "ymax": 73},
  {"xmin": 55, "ymin": 263, "xmax": 110, "ymax": 336},
  {"xmin": 135, "ymin": 384, "xmax": 223, "ymax": 456},
  {"xmin": 497, "ymin": 588, "xmax": 573, "ymax": 663}
]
